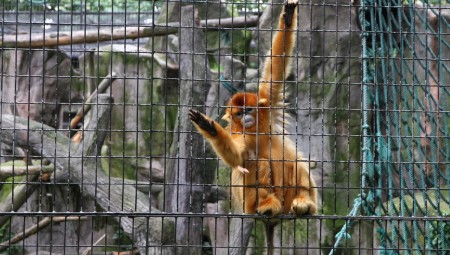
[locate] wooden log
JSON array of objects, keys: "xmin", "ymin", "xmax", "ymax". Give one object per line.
[
  {"xmin": 0, "ymin": 216, "xmax": 88, "ymax": 252},
  {"xmin": 0, "ymin": 26, "xmax": 177, "ymax": 48},
  {"xmin": 0, "ymin": 95, "xmax": 174, "ymax": 254},
  {"xmin": 164, "ymin": 6, "xmax": 216, "ymax": 255},
  {"xmin": 200, "ymin": 15, "xmax": 258, "ymax": 29},
  {"xmin": 0, "ymin": 164, "xmax": 53, "ymax": 178},
  {"xmin": 0, "ymin": 16, "xmax": 258, "ymax": 49}
]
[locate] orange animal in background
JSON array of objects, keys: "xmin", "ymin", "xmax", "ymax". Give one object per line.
[{"xmin": 189, "ymin": 0, "xmax": 317, "ymax": 217}]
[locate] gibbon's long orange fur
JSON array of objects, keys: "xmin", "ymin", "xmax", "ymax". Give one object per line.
[{"xmin": 189, "ymin": 0, "xmax": 317, "ymax": 217}]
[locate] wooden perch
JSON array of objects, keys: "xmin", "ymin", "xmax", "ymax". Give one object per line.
[
  {"xmin": 0, "ymin": 16, "xmax": 258, "ymax": 49},
  {"xmin": 0, "ymin": 216, "xmax": 88, "ymax": 252},
  {"xmin": 164, "ymin": 6, "xmax": 216, "ymax": 254},
  {"xmin": 199, "ymin": 15, "xmax": 258, "ymax": 29},
  {"xmin": 0, "ymin": 26, "xmax": 177, "ymax": 48},
  {"xmin": 80, "ymin": 233, "xmax": 106, "ymax": 255},
  {"xmin": 0, "ymin": 95, "xmax": 174, "ymax": 254},
  {"xmin": 0, "ymin": 164, "xmax": 53, "ymax": 178}
]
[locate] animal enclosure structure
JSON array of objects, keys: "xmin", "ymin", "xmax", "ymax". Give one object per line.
[{"xmin": 0, "ymin": 0, "xmax": 449, "ymax": 254}]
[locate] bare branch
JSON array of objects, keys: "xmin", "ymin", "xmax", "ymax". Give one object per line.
[
  {"xmin": 199, "ymin": 15, "xmax": 258, "ymax": 29},
  {"xmin": 0, "ymin": 26, "xmax": 177, "ymax": 48},
  {"xmin": 0, "ymin": 216, "xmax": 88, "ymax": 252},
  {"xmin": 0, "ymin": 95, "xmax": 174, "ymax": 254},
  {"xmin": 80, "ymin": 234, "xmax": 106, "ymax": 255},
  {"xmin": 70, "ymin": 72, "xmax": 118, "ymax": 130},
  {"xmin": 0, "ymin": 16, "xmax": 258, "ymax": 49},
  {"xmin": 0, "ymin": 164, "xmax": 53, "ymax": 178}
]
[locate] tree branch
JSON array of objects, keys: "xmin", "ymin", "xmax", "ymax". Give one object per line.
[
  {"xmin": 70, "ymin": 73, "xmax": 118, "ymax": 130},
  {"xmin": 0, "ymin": 26, "xmax": 177, "ymax": 48},
  {"xmin": 0, "ymin": 95, "xmax": 174, "ymax": 254},
  {"xmin": 0, "ymin": 216, "xmax": 88, "ymax": 252},
  {"xmin": 0, "ymin": 175, "xmax": 39, "ymax": 227},
  {"xmin": 80, "ymin": 233, "xmax": 106, "ymax": 255},
  {"xmin": 0, "ymin": 16, "xmax": 258, "ymax": 49},
  {"xmin": 0, "ymin": 164, "xmax": 53, "ymax": 178}
]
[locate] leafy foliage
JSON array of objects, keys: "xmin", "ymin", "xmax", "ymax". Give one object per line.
[
  {"xmin": 0, "ymin": 222, "xmax": 20, "ymax": 255},
  {"xmin": 429, "ymin": 211, "xmax": 450, "ymax": 251}
]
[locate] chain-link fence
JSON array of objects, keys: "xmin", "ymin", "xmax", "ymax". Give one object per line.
[{"xmin": 0, "ymin": 0, "xmax": 448, "ymax": 254}]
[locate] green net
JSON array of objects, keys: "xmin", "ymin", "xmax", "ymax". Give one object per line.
[{"xmin": 332, "ymin": 0, "xmax": 450, "ymax": 254}]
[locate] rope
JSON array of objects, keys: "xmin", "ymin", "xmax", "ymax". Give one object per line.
[
  {"xmin": 329, "ymin": 197, "xmax": 362, "ymax": 255},
  {"xmin": 330, "ymin": 0, "xmax": 449, "ymax": 253},
  {"xmin": 328, "ymin": 2, "xmax": 371, "ymax": 253}
]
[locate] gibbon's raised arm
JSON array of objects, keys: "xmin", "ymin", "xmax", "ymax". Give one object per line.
[
  {"xmin": 189, "ymin": 109, "xmax": 245, "ymax": 168},
  {"xmin": 259, "ymin": 0, "xmax": 298, "ymax": 106}
]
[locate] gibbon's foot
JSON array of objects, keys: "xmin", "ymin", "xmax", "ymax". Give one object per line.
[
  {"xmin": 189, "ymin": 109, "xmax": 218, "ymax": 136},
  {"xmin": 284, "ymin": 0, "xmax": 298, "ymax": 27},
  {"xmin": 257, "ymin": 194, "xmax": 282, "ymax": 217},
  {"xmin": 290, "ymin": 196, "xmax": 317, "ymax": 216},
  {"xmin": 236, "ymin": 165, "xmax": 250, "ymax": 174}
]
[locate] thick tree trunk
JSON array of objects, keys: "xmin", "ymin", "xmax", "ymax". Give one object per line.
[
  {"xmin": 0, "ymin": 96, "xmax": 174, "ymax": 254},
  {"xmin": 164, "ymin": 5, "xmax": 216, "ymax": 255},
  {"xmin": 0, "ymin": 49, "xmax": 72, "ymax": 127}
]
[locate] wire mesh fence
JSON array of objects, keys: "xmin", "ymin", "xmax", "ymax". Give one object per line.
[{"xmin": 0, "ymin": 0, "xmax": 448, "ymax": 254}]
